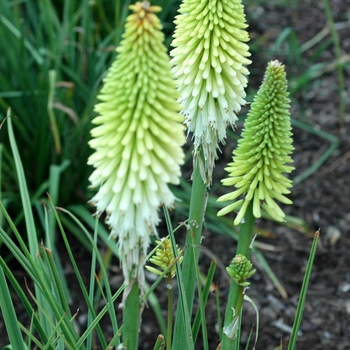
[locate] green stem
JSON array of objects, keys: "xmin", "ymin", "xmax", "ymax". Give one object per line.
[
  {"xmin": 234, "ymin": 285, "xmax": 245, "ymax": 317},
  {"xmin": 172, "ymin": 152, "xmax": 207, "ymax": 348},
  {"xmin": 123, "ymin": 282, "xmax": 140, "ymax": 350},
  {"xmin": 167, "ymin": 273, "xmax": 173, "ymax": 350},
  {"xmin": 221, "ymin": 201, "xmax": 255, "ymax": 350}
]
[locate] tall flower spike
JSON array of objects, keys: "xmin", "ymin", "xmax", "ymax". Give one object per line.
[
  {"xmin": 88, "ymin": 1, "xmax": 185, "ymax": 295},
  {"xmin": 171, "ymin": 0, "xmax": 251, "ymax": 184},
  {"xmin": 218, "ymin": 61, "xmax": 294, "ymax": 225}
]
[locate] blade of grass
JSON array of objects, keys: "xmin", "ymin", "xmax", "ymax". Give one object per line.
[
  {"xmin": 0, "ymin": 201, "xmax": 80, "ymax": 348},
  {"xmin": 192, "ymin": 254, "xmax": 209, "ymax": 350},
  {"xmin": 56, "ymin": 208, "xmax": 108, "ymax": 349},
  {"xmin": 164, "ymin": 207, "xmax": 194, "ymax": 350},
  {"xmin": 47, "ymin": 70, "xmax": 61, "ymax": 154},
  {"xmin": 192, "ymin": 259, "xmax": 217, "ymax": 343},
  {"xmin": 7, "ymin": 114, "xmax": 38, "ymax": 261},
  {"xmin": 243, "ymin": 295, "xmax": 259, "ymax": 350},
  {"xmin": 287, "ymin": 229, "xmax": 320, "ymax": 349},
  {"xmin": 123, "ymin": 282, "xmax": 140, "ymax": 350},
  {"xmin": 0, "ymin": 143, "xmax": 3, "ymax": 228},
  {"xmin": 7, "ymin": 112, "xmax": 54, "ymax": 333},
  {"xmin": 46, "ymin": 161, "xmax": 72, "ymax": 305},
  {"xmin": 54, "ymin": 205, "xmax": 122, "ymax": 348},
  {"xmin": 39, "ymin": 242, "xmax": 71, "ymax": 319},
  {"xmin": 172, "ymin": 154, "xmax": 207, "ymax": 350},
  {"xmin": 0, "ymin": 256, "xmax": 51, "ymax": 348},
  {"xmin": 0, "ymin": 266, "xmax": 26, "ymax": 350}
]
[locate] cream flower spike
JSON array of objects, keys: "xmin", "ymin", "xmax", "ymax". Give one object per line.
[
  {"xmin": 88, "ymin": 1, "xmax": 185, "ymax": 294},
  {"xmin": 218, "ymin": 61, "xmax": 294, "ymax": 225},
  {"xmin": 171, "ymin": 0, "xmax": 251, "ymax": 184}
]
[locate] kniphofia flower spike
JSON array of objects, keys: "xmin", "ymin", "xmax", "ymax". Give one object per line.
[
  {"xmin": 171, "ymin": 0, "xmax": 251, "ymax": 184},
  {"xmin": 88, "ymin": 1, "xmax": 185, "ymax": 299},
  {"xmin": 218, "ymin": 61, "xmax": 294, "ymax": 225}
]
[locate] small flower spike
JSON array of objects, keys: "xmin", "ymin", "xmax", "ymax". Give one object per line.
[
  {"xmin": 226, "ymin": 254, "xmax": 256, "ymax": 288},
  {"xmin": 88, "ymin": 1, "xmax": 185, "ymax": 292},
  {"xmin": 218, "ymin": 60, "xmax": 294, "ymax": 225},
  {"xmin": 170, "ymin": 0, "xmax": 251, "ymax": 184},
  {"xmin": 146, "ymin": 237, "xmax": 183, "ymax": 278}
]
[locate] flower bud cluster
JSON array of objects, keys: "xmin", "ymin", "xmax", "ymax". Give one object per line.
[
  {"xmin": 226, "ymin": 254, "xmax": 256, "ymax": 287},
  {"xmin": 146, "ymin": 237, "xmax": 183, "ymax": 278}
]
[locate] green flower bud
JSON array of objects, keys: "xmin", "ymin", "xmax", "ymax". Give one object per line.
[
  {"xmin": 88, "ymin": 2, "xmax": 185, "ymax": 287},
  {"xmin": 170, "ymin": 0, "xmax": 251, "ymax": 183},
  {"xmin": 226, "ymin": 254, "xmax": 256, "ymax": 287},
  {"xmin": 146, "ymin": 237, "xmax": 183, "ymax": 278},
  {"xmin": 218, "ymin": 61, "xmax": 294, "ymax": 225}
]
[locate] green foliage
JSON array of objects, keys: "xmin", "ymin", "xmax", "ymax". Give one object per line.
[{"xmin": 0, "ymin": 119, "xmax": 122, "ymax": 349}]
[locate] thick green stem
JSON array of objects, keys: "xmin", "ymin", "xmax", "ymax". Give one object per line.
[
  {"xmin": 172, "ymin": 153, "xmax": 207, "ymax": 348},
  {"xmin": 123, "ymin": 282, "xmax": 140, "ymax": 350},
  {"xmin": 221, "ymin": 201, "xmax": 255, "ymax": 350}
]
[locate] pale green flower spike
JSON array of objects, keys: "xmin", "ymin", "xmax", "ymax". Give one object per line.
[
  {"xmin": 146, "ymin": 237, "xmax": 183, "ymax": 278},
  {"xmin": 226, "ymin": 254, "xmax": 256, "ymax": 288},
  {"xmin": 171, "ymin": 0, "xmax": 251, "ymax": 184},
  {"xmin": 218, "ymin": 60, "xmax": 294, "ymax": 225},
  {"xmin": 88, "ymin": 1, "xmax": 185, "ymax": 292}
]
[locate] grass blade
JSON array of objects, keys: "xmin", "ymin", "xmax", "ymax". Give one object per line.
[
  {"xmin": 164, "ymin": 207, "xmax": 194, "ymax": 350},
  {"xmin": 287, "ymin": 229, "xmax": 320, "ymax": 349},
  {"xmin": 192, "ymin": 259, "xmax": 217, "ymax": 343},
  {"xmin": 7, "ymin": 113, "xmax": 38, "ymax": 260},
  {"xmin": 0, "ymin": 266, "xmax": 26, "ymax": 350},
  {"xmin": 0, "ymin": 256, "xmax": 50, "ymax": 348}
]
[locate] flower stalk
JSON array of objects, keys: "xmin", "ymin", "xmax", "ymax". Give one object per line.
[
  {"xmin": 172, "ymin": 154, "xmax": 208, "ymax": 348},
  {"xmin": 171, "ymin": 0, "xmax": 251, "ymax": 346},
  {"xmin": 221, "ymin": 201, "xmax": 255, "ymax": 348}
]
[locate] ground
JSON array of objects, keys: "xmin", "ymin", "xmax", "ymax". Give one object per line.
[{"xmin": 1, "ymin": 1, "xmax": 349, "ymax": 349}]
